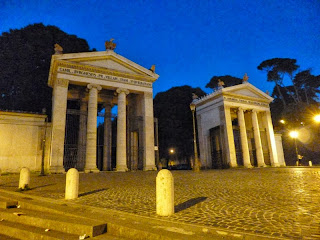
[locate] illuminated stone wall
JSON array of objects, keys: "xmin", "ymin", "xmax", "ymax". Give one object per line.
[{"xmin": 0, "ymin": 111, "xmax": 51, "ymax": 173}]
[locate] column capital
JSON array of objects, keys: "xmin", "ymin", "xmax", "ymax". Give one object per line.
[
  {"xmin": 116, "ymin": 88, "xmax": 129, "ymax": 95},
  {"xmin": 238, "ymin": 107, "xmax": 244, "ymax": 112},
  {"xmin": 54, "ymin": 78, "xmax": 69, "ymax": 88},
  {"xmin": 252, "ymin": 109, "xmax": 259, "ymax": 113},
  {"xmin": 87, "ymin": 84, "xmax": 102, "ymax": 91}
]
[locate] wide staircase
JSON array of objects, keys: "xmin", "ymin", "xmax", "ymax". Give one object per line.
[{"xmin": 0, "ymin": 196, "xmax": 125, "ymax": 239}]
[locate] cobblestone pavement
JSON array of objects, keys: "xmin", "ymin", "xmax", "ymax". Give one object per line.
[{"xmin": 1, "ymin": 167, "xmax": 320, "ymax": 239}]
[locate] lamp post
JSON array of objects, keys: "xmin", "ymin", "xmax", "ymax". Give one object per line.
[
  {"xmin": 190, "ymin": 102, "xmax": 200, "ymax": 172},
  {"xmin": 289, "ymin": 131, "xmax": 299, "ymax": 166}
]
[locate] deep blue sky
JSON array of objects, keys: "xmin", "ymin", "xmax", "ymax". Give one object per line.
[{"xmin": 1, "ymin": 0, "xmax": 319, "ymax": 96}]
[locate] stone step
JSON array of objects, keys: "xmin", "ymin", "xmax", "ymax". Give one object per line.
[
  {"xmin": 0, "ymin": 207, "xmax": 107, "ymax": 237},
  {"xmin": 0, "ymin": 219, "xmax": 79, "ymax": 240},
  {"xmin": 0, "ymin": 196, "xmax": 18, "ymax": 209},
  {"xmin": 0, "ymin": 233, "xmax": 20, "ymax": 240}
]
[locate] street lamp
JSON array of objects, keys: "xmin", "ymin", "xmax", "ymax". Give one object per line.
[
  {"xmin": 289, "ymin": 130, "xmax": 300, "ymax": 166},
  {"xmin": 314, "ymin": 114, "xmax": 320, "ymax": 123},
  {"xmin": 279, "ymin": 119, "xmax": 285, "ymax": 124},
  {"xmin": 190, "ymin": 102, "xmax": 200, "ymax": 172}
]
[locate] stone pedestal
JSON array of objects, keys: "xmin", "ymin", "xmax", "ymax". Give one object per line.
[
  {"xmin": 84, "ymin": 84, "xmax": 102, "ymax": 173},
  {"xmin": 156, "ymin": 169, "xmax": 174, "ymax": 216},
  {"xmin": 251, "ymin": 110, "xmax": 266, "ymax": 167},
  {"xmin": 19, "ymin": 167, "xmax": 30, "ymax": 190},
  {"xmin": 116, "ymin": 88, "xmax": 129, "ymax": 172},
  {"xmin": 238, "ymin": 108, "xmax": 252, "ymax": 168},
  {"xmin": 50, "ymin": 78, "xmax": 69, "ymax": 173},
  {"xmin": 65, "ymin": 168, "xmax": 79, "ymax": 200}
]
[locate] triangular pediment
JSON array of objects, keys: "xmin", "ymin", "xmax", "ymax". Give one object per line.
[
  {"xmin": 79, "ymin": 58, "xmax": 139, "ymax": 75},
  {"xmin": 222, "ymin": 83, "xmax": 273, "ymax": 102}
]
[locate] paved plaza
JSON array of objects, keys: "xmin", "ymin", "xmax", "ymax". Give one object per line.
[{"xmin": 1, "ymin": 167, "xmax": 320, "ymax": 239}]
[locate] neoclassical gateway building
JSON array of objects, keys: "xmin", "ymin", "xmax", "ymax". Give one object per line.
[
  {"xmin": 48, "ymin": 41, "xmax": 159, "ymax": 173},
  {"xmin": 194, "ymin": 77, "xmax": 285, "ymax": 169}
]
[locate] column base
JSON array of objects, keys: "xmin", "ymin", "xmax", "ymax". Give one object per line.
[
  {"xmin": 272, "ymin": 163, "xmax": 280, "ymax": 167},
  {"xmin": 258, "ymin": 164, "xmax": 267, "ymax": 167},
  {"xmin": 116, "ymin": 166, "xmax": 128, "ymax": 172},
  {"xmin": 143, "ymin": 165, "xmax": 157, "ymax": 171},
  {"xmin": 244, "ymin": 164, "xmax": 253, "ymax": 168},
  {"xmin": 229, "ymin": 162, "xmax": 238, "ymax": 168},
  {"xmin": 84, "ymin": 168, "xmax": 100, "ymax": 173},
  {"xmin": 49, "ymin": 166, "xmax": 66, "ymax": 174}
]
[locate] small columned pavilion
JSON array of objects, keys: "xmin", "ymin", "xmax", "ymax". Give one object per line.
[
  {"xmin": 48, "ymin": 41, "xmax": 159, "ymax": 173},
  {"xmin": 194, "ymin": 77, "xmax": 285, "ymax": 169}
]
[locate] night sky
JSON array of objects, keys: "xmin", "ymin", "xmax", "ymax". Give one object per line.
[{"xmin": 1, "ymin": 0, "xmax": 319, "ymax": 96}]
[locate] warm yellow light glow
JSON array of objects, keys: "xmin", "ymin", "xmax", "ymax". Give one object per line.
[
  {"xmin": 280, "ymin": 119, "xmax": 285, "ymax": 124},
  {"xmin": 169, "ymin": 148, "xmax": 175, "ymax": 154},
  {"xmin": 314, "ymin": 115, "xmax": 320, "ymax": 123},
  {"xmin": 289, "ymin": 131, "xmax": 298, "ymax": 138}
]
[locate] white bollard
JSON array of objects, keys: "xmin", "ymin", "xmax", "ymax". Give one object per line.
[
  {"xmin": 19, "ymin": 167, "xmax": 30, "ymax": 190},
  {"xmin": 309, "ymin": 161, "xmax": 313, "ymax": 166},
  {"xmin": 65, "ymin": 168, "xmax": 79, "ymax": 200},
  {"xmin": 156, "ymin": 169, "xmax": 174, "ymax": 216}
]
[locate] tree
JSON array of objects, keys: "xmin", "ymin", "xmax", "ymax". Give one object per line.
[
  {"xmin": 206, "ymin": 75, "xmax": 242, "ymax": 90},
  {"xmin": 154, "ymin": 85, "xmax": 206, "ymax": 162},
  {"xmin": 257, "ymin": 58, "xmax": 300, "ymax": 107},
  {"xmin": 0, "ymin": 23, "xmax": 91, "ymax": 116},
  {"xmin": 293, "ymin": 70, "xmax": 320, "ymax": 105}
]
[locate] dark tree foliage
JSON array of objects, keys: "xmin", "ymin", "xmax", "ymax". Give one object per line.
[
  {"xmin": 257, "ymin": 58, "xmax": 300, "ymax": 106},
  {"xmin": 206, "ymin": 75, "xmax": 242, "ymax": 90},
  {"xmin": 0, "ymin": 23, "xmax": 91, "ymax": 116},
  {"xmin": 154, "ymin": 85, "xmax": 206, "ymax": 162}
]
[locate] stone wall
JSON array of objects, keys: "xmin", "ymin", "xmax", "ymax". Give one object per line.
[{"xmin": 0, "ymin": 111, "xmax": 51, "ymax": 173}]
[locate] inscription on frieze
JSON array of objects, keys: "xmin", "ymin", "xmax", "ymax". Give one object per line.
[
  {"xmin": 58, "ymin": 67, "xmax": 152, "ymax": 88},
  {"xmin": 223, "ymin": 96, "xmax": 269, "ymax": 107}
]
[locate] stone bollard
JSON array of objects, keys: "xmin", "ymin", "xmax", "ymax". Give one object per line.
[
  {"xmin": 19, "ymin": 167, "xmax": 30, "ymax": 190},
  {"xmin": 309, "ymin": 161, "xmax": 313, "ymax": 166},
  {"xmin": 65, "ymin": 168, "xmax": 79, "ymax": 200},
  {"xmin": 156, "ymin": 169, "xmax": 174, "ymax": 216}
]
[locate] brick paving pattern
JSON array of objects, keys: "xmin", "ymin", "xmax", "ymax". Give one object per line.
[{"xmin": 1, "ymin": 168, "xmax": 320, "ymax": 239}]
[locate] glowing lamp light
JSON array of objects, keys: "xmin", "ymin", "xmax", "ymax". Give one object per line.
[
  {"xmin": 289, "ymin": 131, "xmax": 298, "ymax": 139},
  {"xmin": 279, "ymin": 119, "xmax": 285, "ymax": 124},
  {"xmin": 169, "ymin": 148, "xmax": 175, "ymax": 154},
  {"xmin": 314, "ymin": 114, "xmax": 320, "ymax": 123}
]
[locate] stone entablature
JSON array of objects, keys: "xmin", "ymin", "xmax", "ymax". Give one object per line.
[{"xmin": 48, "ymin": 51, "xmax": 158, "ymax": 91}]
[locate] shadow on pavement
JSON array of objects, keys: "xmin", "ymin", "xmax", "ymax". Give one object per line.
[
  {"xmin": 175, "ymin": 196, "xmax": 207, "ymax": 213},
  {"xmin": 29, "ymin": 183, "xmax": 57, "ymax": 190},
  {"xmin": 79, "ymin": 188, "xmax": 108, "ymax": 197}
]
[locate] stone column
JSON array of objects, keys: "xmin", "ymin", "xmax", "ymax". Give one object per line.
[
  {"xmin": 77, "ymin": 100, "xmax": 87, "ymax": 170},
  {"xmin": 264, "ymin": 110, "xmax": 280, "ymax": 167},
  {"xmin": 238, "ymin": 108, "xmax": 252, "ymax": 168},
  {"xmin": 251, "ymin": 110, "xmax": 266, "ymax": 167},
  {"xmin": 222, "ymin": 106, "xmax": 237, "ymax": 167},
  {"xmin": 103, "ymin": 103, "xmax": 112, "ymax": 171},
  {"xmin": 116, "ymin": 88, "xmax": 129, "ymax": 171},
  {"xmin": 84, "ymin": 84, "xmax": 102, "ymax": 173},
  {"xmin": 50, "ymin": 78, "xmax": 69, "ymax": 173},
  {"xmin": 143, "ymin": 92, "xmax": 157, "ymax": 171}
]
